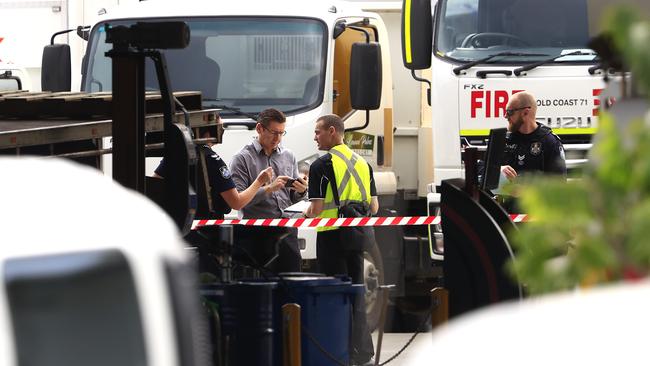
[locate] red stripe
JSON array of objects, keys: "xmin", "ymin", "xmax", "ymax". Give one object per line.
[
  {"xmin": 342, "ymin": 217, "xmax": 354, "ymax": 227},
  {"xmin": 509, "ymin": 214, "xmax": 529, "ymax": 222},
  {"xmin": 193, "ymin": 214, "xmax": 510, "ymax": 229}
]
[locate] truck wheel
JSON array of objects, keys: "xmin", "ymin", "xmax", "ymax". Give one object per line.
[
  {"xmin": 364, "ymin": 242, "xmax": 384, "ymax": 332},
  {"xmin": 392, "ymin": 296, "xmax": 433, "ymax": 332}
]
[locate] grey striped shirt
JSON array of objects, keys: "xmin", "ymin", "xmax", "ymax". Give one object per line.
[{"xmin": 230, "ymin": 139, "xmax": 305, "ymax": 219}]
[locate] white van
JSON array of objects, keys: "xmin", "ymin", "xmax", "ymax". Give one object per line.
[{"xmin": 0, "ymin": 157, "xmax": 209, "ymax": 366}]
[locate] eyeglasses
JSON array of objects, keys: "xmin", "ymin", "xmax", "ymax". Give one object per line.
[
  {"xmin": 261, "ymin": 124, "xmax": 286, "ymax": 137},
  {"xmin": 505, "ymin": 106, "xmax": 531, "ymax": 117}
]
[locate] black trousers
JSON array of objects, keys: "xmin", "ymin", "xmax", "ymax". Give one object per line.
[
  {"xmin": 317, "ymin": 229, "xmax": 374, "ymax": 363},
  {"xmin": 234, "ymin": 226, "xmax": 302, "ymax": 274}
]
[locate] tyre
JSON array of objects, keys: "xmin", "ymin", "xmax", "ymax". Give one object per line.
[
  {"xmin": 364, "ymin": 241, "xmax": 384, "ymax": 331},
  {"xmin": 390, "ymin": 296, "xmax": 432, "ymax": 333}
]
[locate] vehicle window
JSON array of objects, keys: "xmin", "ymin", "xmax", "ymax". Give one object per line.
[
  {"xmin": 84, "ymin": 17, "xmax": 327, "ymax": 117},
  {"xmin": 436, "ymin": 0, "xmax": 479, "ymax": 55},
  {"xmin": 0, "ymin": 78, "xmax": 21, "ymax": 91},
  {"xmin": 5, "ymin": 250, "xmax": 147, "ymax": 366},
  {"xmin": 437, "ymin": 0, "xmax": 592, "ymax": 62}
]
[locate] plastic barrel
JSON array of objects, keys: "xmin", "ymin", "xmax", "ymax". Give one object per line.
[
  {"xmin": 200, "ymin": 283, "xmax": 228, "ymax": 366},
  {"xmin": 231, "ymin": 282, "xmax": 276, "ymax": 366},
  {"xmin": 273, "ymin": 274, "xmax": 363, "ymax": 366},
  {"xmin": 212, "ymin": 282, "xmax": 276, "ymax": 366}
]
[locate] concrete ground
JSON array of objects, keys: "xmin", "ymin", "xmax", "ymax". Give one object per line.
[{"xmin": 370, "ymin": 331, "xmax": 433, "ymax": 365}]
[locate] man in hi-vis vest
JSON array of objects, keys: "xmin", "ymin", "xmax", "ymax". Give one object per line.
[{"xmin": 303, "ymin": 114, "xmax": 379, "ymax": 366}]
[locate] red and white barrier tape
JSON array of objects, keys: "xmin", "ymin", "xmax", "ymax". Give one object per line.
[{"xmin": 191, "ymin": 214, "xmax": 529, "ymax": 230}]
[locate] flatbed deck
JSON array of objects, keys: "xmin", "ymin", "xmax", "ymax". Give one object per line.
[
  {"xmin": 0, "ymin": 110, "xmax": 217, "ymax": 149},
  {"xmin": 0, "ymin": 90, "xmax": 217, "ymax": 150}
]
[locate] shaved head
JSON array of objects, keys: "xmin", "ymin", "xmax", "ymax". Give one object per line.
[
  {"xmin": 505, "ymin": 91, "xmax": 539, "ymax": 134},
  {"xmin": 510, "ymin": 91, "xmax": 537, "ymax": 115}
]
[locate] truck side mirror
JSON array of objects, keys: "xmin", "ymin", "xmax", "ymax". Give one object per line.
[
  {"xmin": 41, "ymin": 44, "xmax": 71, "ymax": 92},
  {"xmin": 350, "ymin": 42, "xmax": 382, "ymax": 110},
  {"xmin": 401, "ymin": 0, "xmax": 432, "ymax": 70}
]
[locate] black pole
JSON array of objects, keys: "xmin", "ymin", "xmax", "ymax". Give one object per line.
[{"xmin": 107, "ymin": 41, "xmax": 146, "ymax": 193}]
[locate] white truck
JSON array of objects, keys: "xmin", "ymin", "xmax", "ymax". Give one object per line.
[
  {"xmin": 0, "ymin": 0, "xmax": 138, "ymax": 91},
  {"xmin": 400, "ymin": 0, "xmax": 620, "ymax": 189}
]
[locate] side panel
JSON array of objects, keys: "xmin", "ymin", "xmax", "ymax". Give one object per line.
[
  {"xmin": 458, "ymin": 71, "xmax": 605, "ymax": 137},
  {"xmin": 376, "ymin": 9, "xmax": 429, "ymax": 194},
  {"xmin": 430, "ymin": 58, "xmax": 463, "ymax": 185}
]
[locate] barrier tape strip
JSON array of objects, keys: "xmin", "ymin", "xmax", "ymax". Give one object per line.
[{"xmin": 191, "ymin": 214, "xmax": 529, "ymax": 230}]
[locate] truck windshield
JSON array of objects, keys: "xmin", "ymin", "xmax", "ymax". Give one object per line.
[
  {"xmin": 436, "ymin": 0, "xmax": 597, "ymax": 63},
  {"xmin": 83, "ymin": 17, "xmax": 326, "ymax": 117}
]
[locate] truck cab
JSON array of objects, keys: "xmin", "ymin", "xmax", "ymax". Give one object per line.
[
  {"xmin": 74, "ymin": 0, "xmax": 411, "ymax": 329},
  {"xmin": 81, "ymin": 0, "xmax": 396, "ymax": 182},
  {"xmin": 404, "ymin": 0, "xmax": 615, "ymax": 188}
]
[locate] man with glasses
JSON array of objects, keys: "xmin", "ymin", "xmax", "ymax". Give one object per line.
[
  {"xmin": 230, "ymin": 108, "xmax": 307, "ymax": 273},
  {"xmin": 501, "ymin": 91, "xmax": 566, "ymax": 181}
]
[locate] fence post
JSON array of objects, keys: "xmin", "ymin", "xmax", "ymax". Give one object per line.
[
  {"xmin": 283, "ymin": 303, "xmax": 301, "ymax": 366},
  {"xmin": 431, "ymin": 287, "xmax": 449, "ymax": 329}
]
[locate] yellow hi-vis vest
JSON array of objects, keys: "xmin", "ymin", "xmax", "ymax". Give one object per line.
[{"xmin": 318, "ymin": 144, "xmax": 372, "ymax": 232}]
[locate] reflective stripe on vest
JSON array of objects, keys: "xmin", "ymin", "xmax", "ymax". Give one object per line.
[{"xmin": 318, "ymin": 144, "xmax": 372, "ymax": 232}]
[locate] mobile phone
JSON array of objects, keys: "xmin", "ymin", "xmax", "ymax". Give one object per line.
[{"xmin": 284, "ymin": 178, "xmax": 296, "ymax": 188}]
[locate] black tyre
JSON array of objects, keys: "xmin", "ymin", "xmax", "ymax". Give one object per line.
[
  {"xmin": 390, "ymin": 296, "xmax": 432, "ymax": 333},
  {"xmin": 364, "ymin": 241, "xmax": 384, "ymax": 331}
]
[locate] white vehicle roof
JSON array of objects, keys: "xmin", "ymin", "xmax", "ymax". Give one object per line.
[
  {"xmin": 0, "ymin": 157, "xmax": 183, "ymax": 259},
  {"xmin": 402, "ymin": 280, "xmax": 650, "ymax": 365},
  {"xmin": 95, "ymin": 0, "xmax": 372, "ymax": 25},
  {"xmin": 1, "ymin": 157, "xmax": 188, "ymax": 366}
]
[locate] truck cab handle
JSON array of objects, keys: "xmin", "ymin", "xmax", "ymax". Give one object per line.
[{"xmin": 476, "ymin": 69, "xmax": 512, "ymax": 79}]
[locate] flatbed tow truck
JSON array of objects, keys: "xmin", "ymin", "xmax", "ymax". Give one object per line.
[{"xmin": 0, "ymin": 87, "xmax": 222, "ymax": 226}]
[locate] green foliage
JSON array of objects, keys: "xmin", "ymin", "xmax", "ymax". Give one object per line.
[
  {"xmin": 509, "ymin": 7, "xmax": 650, "ymax": 294},
  {"xmin": 608, "ymin": 7, "xmax": 650, "ymax": 94}
]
